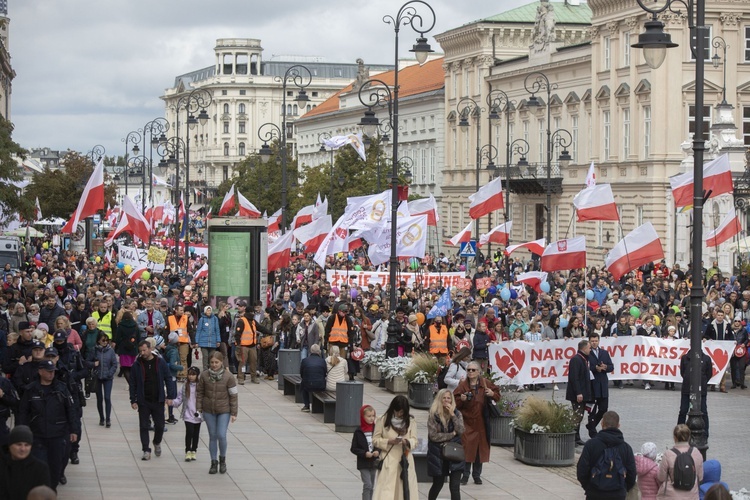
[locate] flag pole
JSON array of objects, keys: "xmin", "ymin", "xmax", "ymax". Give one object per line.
[
  {"xmin": 711, "ymin": 201, "xmax": 719, "ymax": 268},
  {"xmin": 617, "ymin": 220, "xmax": 633, "ymax": 279}
]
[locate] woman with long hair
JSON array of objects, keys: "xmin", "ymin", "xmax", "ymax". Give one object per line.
[
  {"xmin": 114, "ymin": 310, "xmax": 139, "ymax": 385},
  {"xmin": 197, "ymin": 352, "xmax": 238, "ymax": 475},
  {"xmin": 88, "ymin": 332, "xmax": 118, "ymax": 427},
  {"xmin": 372, "ymin": 395, "xmax": 418, "ymax": 500},
  {"xmin": 427, "ymin": 389, "xmax": 465, "ymax": 500},
  {"xmin": 325, "ymin": 345, "xmax": 347, "ymax": 391}
]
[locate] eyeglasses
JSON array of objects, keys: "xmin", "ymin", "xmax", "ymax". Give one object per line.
[{"xmin": 467, "ymin": 368, "xmax": 478, "ymax": 372}]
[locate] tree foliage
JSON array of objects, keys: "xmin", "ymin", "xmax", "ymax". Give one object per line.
[
  {"xmin": 26, "ymin": 151, "xmax": 118, "ymax": 219},
  {"xmin": 0, "ymin": 117, "xmax": 33, "ymax": 221}
]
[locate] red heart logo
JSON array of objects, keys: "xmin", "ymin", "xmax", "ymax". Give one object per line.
[
  {"xmin": 494, "ymin": 348, "xmax": 526, "ymax": 379},
  {"xmin": 509, "ymin": 348, "xmax": 526, "ymax": 372},
  {"xmin": 704, "ymin": 348, "xmax": 729, "ymax": 378}
]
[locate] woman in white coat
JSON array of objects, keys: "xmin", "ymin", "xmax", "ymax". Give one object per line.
[
  {"xmin": 444, "ymin": 347, "xmax": 471, "ymax": 392},
  {"xmin": 372, "ymin": 395, "xmax": 418, "ymax": 500}
]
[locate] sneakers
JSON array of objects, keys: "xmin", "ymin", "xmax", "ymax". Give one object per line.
[
  {"xmin": 185, "ymin": 452, "xmax": 191, "ymax": 462},
  {"xmin": 166, "ymin": 417, "xmax": 179, "ymax": 425},
  {"xmin": 154, "ymin": 444, "xmax": 162, "ymax": 457},
  {"xmin": 142, "ymin": 451, "xmax": 151, "ymax": 461},
  {"xmin": 460, "ymin": 477, "xmax": 469, "ymax": 486},
  {"xmin": 301, "ymin": 406, "xmax": 311, "ymax": 412},
  {"xmin": 645, "ymin": 383, "xmax": 652, "ymax": 391},
  {"xmin": 191, "ymin": 451, "xmax": 196, "ymax": 461},
  {"xmin": 474, "ymin": 478, "xmax": 483, "ymax": 485},
  {"xmin": 106, "ymin": 420, "xmax": 111, "ymax": 428},
  {"xmin": 238, "ymin": 379, "xmax": 245, "ymax": 385}
]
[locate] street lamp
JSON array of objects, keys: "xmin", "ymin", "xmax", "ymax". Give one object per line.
[
  {"xmin": 479, "ymin": 144, "xmax": 498, "ymax": 255},
  {"xmin": 85, "ymin": 145, "xmax": 105, "ymax": 165},
  {"xmin": 121, "ymin": 130, "xmax": 142, "ymax": 196},
  {"xmin": 357, "ymin": 0, "xmax": 435, "ymax": 358},
  {"xmin": 711, "ymin": 36, "xmax": 729, "ymax": 106},
  {"xmin": 318, "ymin": 132, "xmax": 335, "ymax": 201},
  {"xmin": 633, "ymin": 0, "xmax": 709, "ymax": 458},
  {"xmin": 157, "ymin": 136, "xmax": 186, "ymax": 272},
  {"xmin": 141, "ymin": 117, "xmax": 170, "ymax": 212}
]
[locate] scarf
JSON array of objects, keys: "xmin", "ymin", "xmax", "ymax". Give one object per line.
[
  {"xmin": 359, "ymin": 405, "xmax": 374, "ymax": 433},
  {"xmin": 208, "ymin": 367, "xmax": 225, "ymax": 382}
]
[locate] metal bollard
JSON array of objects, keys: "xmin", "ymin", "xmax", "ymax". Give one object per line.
[
  {"xmin": 277, "ymin": 349, "xmax": 301, "ymax": 390},
  {"xmin": 334, "ymin": 381, "xmax": 364, "ymax": 432}
]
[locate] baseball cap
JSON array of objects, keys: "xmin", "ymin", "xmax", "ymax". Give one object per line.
[
  {"xmin": 39, "ymin": 360, "xmax": 57, "ymax": 371},
  {"xmin": 18, "ymin": 321, "xmax": 31, "ymax": 331},
  {"xmin": 31, "ymin": 339, "xmax": 45, "ymax": 350},
  {"xmin": 53, "ymin": 330, "xmax": 68, "ymax": 342},
  {"xmin": 45, "ymin": 347, "xmax": 59, "ymax": 357}
]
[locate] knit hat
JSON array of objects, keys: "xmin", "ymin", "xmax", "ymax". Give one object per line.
[
  {"xmin": 154, "ymin": 335, "xmax": 165, "ymax": 349},
  {"xmin": 8, "ymin": 425, "xmax": 34, "ymax": 446},
  {"xmin": 408, "ymin": 314, "xmax": 418, "ymax": 323},
  {"xmin": 168, "ymin": 332, "xmax": 179, "ymax": 344},
  {"xmin": 204, "ymin": 305, "xmax": 212, "ymax": 315},
  {"xmin": 640, "ymin": 442, "xmax": 657, "ymax": 460}
]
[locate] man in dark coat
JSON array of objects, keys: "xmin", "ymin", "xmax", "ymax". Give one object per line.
[
  {"xmin": 299, "ymin": 344, "xmax": 326, "ymax": 412},
  {"xmin": 0, "ymin": 425, "xmax": 51, "ymax": 500},
  {"xmin": 587, "ymin": 333, "xmax": 614, "ymax": 438},
  {"xmin": 677, "ymin": 349, "xmax": 712, "ymax": 437},
  {"xmin": 567, "ymin": 339, "xmax": 593, "ymax": 446},
  {"xmin": 576, "ymin": 411, "xmax": 637, "ymax": 500}
]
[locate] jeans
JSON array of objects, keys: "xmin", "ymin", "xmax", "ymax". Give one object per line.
[
  {"xmin": 360, "ymin": 468, "xmax": 376, "ymax": 500},
  {"xmin": 185, "ymin": 421, "xmax": 202, "ymax": 452},
  {"xmin": 95, "ymin": 378, "xmax": 113, "ymax": 422},
  {"xmin": 300, "ymin": 346, "xmax": 309, "ymax": 361},
  {"xmin": 203, "ymin": 412, "xmax": 230, "ymax": 460},
  {"xmin": 429, "ymin": 470, "xmax": 462, "ymax": 500},
  {"xmin": 137, "ymin": 400, "xmax": 166, "ymax": 452},
  {"xmin": 200, "ymin": 347, "xmax": 216, "ymax": 371},
  {"xmin": 678, "ymin": 392, "xmax": 709, "ymax": 437}
]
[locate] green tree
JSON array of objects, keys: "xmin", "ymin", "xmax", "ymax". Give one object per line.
[
  {"xmin": 0, "ymin": 117, "xmax": 34, "ymax": 221},
  {"xmin": 26, "ymin": 151, "xmax": 117, "ymax": 219}
]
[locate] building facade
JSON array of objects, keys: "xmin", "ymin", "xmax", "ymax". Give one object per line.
[{"xmin": 0, "ymin": 0, "xmax": 14, "ymax": 120}]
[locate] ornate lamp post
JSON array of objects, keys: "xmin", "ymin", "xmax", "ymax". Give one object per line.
[
  {"xmin": 121, "ymin": 130, "xmax": 141, "ymax": 196},
  {"xmin": 632, "ymin": 0, "xmax": 709, "ymax": 457},
  {"xmin": 157, "ymin": 136, "xmax": 186, "ymax": 272},
  {"xmin": 140, "ymin": 117, "xmax": 169, "ymax": 211},
  {"xmin": 711, "ymin": 36, "xmax": 729, "ymax": 106},
  {"xmin": 357, "ymin": 0, "xmax": 435, "ymax": 357},
  {"xmin": 85, "ymin": 145, "xmax": 105, "ymax": 165}
]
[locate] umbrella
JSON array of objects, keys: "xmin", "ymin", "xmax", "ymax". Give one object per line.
[
  {"xmin": 399, "ymin": 453, "xmax": 410, "ymax": 500},
  {"xmin": 4, "ymin": 227, "xmax": 44, "ymax": 238}
]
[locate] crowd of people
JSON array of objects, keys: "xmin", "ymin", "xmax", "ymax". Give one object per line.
[{"xmin": 0, "ymin": 236, "xmax": 748, "ymax": 498}]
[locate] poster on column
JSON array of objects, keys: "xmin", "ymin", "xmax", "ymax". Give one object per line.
[
  {"xmin": 488, "ymin": 337, "xmax": 734, "ymax": 386},
  {"xmin": 326, "ymin": 270, "xmax": 465, "ymax": 289}
]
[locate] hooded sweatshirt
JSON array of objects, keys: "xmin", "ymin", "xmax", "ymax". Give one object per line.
[
  {"xmin": 576, "ymin": 428, "xmax": 637, "ymax": 499},
  {"xmin": 350, "ymin": 405, "xmax": 377, "ymax": 470}
]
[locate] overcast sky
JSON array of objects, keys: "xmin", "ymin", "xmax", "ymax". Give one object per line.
[{"xmin": 10, "ymin": 0, "xmax": 530, "ymax": 158}]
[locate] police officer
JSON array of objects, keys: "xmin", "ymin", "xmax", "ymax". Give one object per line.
[
  {"xmin": 17, "ymin": 359, "xmax": 79, "ymax": 492},
  {"xmin": 50, "ymin": 330, "xmax": 87, "ymax": 468},
  {"xmin": 12, "ymin": 339, "xmax": 47, "ymax": 398},
  {"xmin": 0, "ymin": 369, "xmax": 18, "ymax": 441}
]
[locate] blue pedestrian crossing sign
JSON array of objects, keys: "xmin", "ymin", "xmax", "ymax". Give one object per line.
[{"xmin": 459, "ymin": 240, "xmax": 477, "ymax": 257}]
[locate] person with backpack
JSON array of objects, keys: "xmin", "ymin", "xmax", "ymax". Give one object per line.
[
  {"xmin": 576, "ymin": 411, "xmax": 636, "ymax": 500},
  {"xmin": 656, "ymin": 424, "xmax": 704, "ymax": 498}
]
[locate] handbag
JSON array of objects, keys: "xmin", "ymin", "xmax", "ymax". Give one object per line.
[
  {"xmin": 442, "ymin": 441, "xmax": 464, "ymax": 462},
  {"xmin": 483, "ymin": 381, "xmax": 502, "ymax": 418},
  {"xmin": 260, "ymin": 335, "xmax": 275, "ymax": 349},
  {"xmin": 376, "ymin": 444, "xmax": 394, "ymax": 471}
]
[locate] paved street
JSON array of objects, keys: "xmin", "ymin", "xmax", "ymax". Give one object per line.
[{"xmin": 56, "ymin": 375, "xmax": 748, "ymax": 499}]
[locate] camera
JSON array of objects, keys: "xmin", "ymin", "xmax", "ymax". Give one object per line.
[
  {"xmin": 194, "ymin": 412, "xmax": 200, "ymax": 418},
  {"xmin": 465, "ymin": 392, "xmax": 474, "ymax": 401}
]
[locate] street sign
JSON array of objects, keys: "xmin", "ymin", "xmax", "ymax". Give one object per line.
[
  {"xmin": 459, "ymin": 240, "xmax": 477, "ymax": 257},
  {"xmin": 92, "ymin": 214, "xmax": 101, "ymax": 224}
]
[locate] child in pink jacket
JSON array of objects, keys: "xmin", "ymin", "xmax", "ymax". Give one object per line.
[{"xmin": 635, "ymin": 442, "xmax": 660, "ymax": 500}]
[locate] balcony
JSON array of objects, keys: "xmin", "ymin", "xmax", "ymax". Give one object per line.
[{"xmin": 504, "ymin": 162, "xmax": 563, "ymax": 196}]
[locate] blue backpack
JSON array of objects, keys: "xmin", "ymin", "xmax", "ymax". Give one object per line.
[{"xmin": 590, "ymin": 446, "xmax": 626, "ymax": 491}]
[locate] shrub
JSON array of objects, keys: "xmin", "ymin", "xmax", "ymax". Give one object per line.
[
  {"xmin": 404, "ymin": 352, "xmax": 440, "ymax": 384},
  {"xmin": 513, "ymin": 396, "xmax": 577, "ymax": 434}
]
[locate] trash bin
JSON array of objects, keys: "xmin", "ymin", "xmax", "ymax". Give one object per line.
[
  {"xmin": 277, "ymin": 349, "xmax": 301, "ymax": 390},
  {"xmin": 335, "ymin": 381, "xmax": 364, "ymax": 432}
]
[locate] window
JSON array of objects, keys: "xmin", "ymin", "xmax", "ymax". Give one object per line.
[
  {"xmin": 221, "ymin": 90, "xmax": 227, "ymax": 96},
  {"xmin": 223, "ymin": 103, "xmax": 229, "ymax": 114},
  {"xmin": 523, "ymin": 120, "xmax": 530, "ymax": 145},
  {"xmin": 238, "ymin": 103, "xmax": 246, "ymax": 114},
  {"xmin": 312, "ymin": 91, "xmax": 318, "ymax": 97},
  {"xmin": 643, "ymin": 105, "xmax": 651, "ymax": 158},
  {"xmin": 293, "ymin": 104, "xmax": 298, "ymax": 115},
  {"xmin": 636, "ymin": 205, "xmax": 644, "ymax": 226},
  {"xmin": 430, "ymin": 115, "xmax": 436, "ymax": 129},
  {"xmin": 690, "ymin": 26, "xmax": 712, "ymax": 61},
  {"xmin": 464, "ymin": 68, "xmax": 469, "ymax": 96},
  {"xmin": 452, "ymin": 128, "xmax": 457, "ymax": 166},
  {"xmin": 622, "ymin": 108, "xmax": 630, "ymax": 158},
  {"xmin": 746, "ymin": 27, "xmax": 750, "ymax": 62},
  {"xmin": 238, "ymin": 142, "xmax": 246, "ymax": 156},
  {"xmin": 477, "ymin": 68, "xmax": 483, "ymax": 95},
  {"xmin": 587, "ymin": 111, "xmax": 592, "ymax": 161},
  {"xmin": 421, "ymin": 117, "xmax": 426, "ymax": 131},
  {"xmin": 689, "ymin": 105, "xmax": 711, "ymax": 141},
  {"xmin": 538, "ymin": 119, "xmax": 545, "ymax": 163},
  {"xmin": 307, "ymin": 105, "xmax": 311, "ymax": 112},
  {"xmin": 452, "ymin": 71, "xmax": 457, "ymax": 99},
  {"xmin": 223, "ymin": 165, "xmax": 229, "ymax": 180},
  {"xmin": 420, "ymin": 149, "xmax": 426, "ymax": 183},
  {"xmin": 523, "ymin": 205, "xmax": 529, "ymax": 240},
  {"xmin": 223, "ymin": 122, "xmax": 229, "ymax": 134},
  {"xmin": 616, "ymin": 207, "xmax": 623, "ymax": 240},
  {"xmin": 239, "ymin": 90, "xmax": 246, "ymax": 96},
  {"xmin": 603, "ymin": 36, "xmax": 611, "ymax": 70},
  {"xmin": 239, "ymin": 121, "xmax": 246, "ymax": 134},
  {"xmin": 287, "ymin": 91, "xmax": 293, "ymax": 97},
  {"xmin": 223, "ymin": 142, "xmax": 229, "ymax": 156},
  {"xmin": 603, "ymin": 110, "xmax": 611, "ymax": 160},
  {"xmin": 597, "ymin": 221, "xmax": 603, "ymax": 246},
  {"xmin": 743, "ymin": 106, "xmax": 750, "ymax": 145},
  {"xmin": 429, "ymin": 148, "xmax": 436, "ymax": 183},
  {"xmin": 572, "ymin": 115, "xmax": 579, "ymax": 162},
  {"xmin": 623, "ymin": 32, "xmax": 631, "ymax": 66}
]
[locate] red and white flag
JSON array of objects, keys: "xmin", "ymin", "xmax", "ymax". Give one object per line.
[
  {"xmin": 505, "ymin": 238, "xmax": 546, "ymax": 256},
  {"xmin": 409, "ymin": 194, "xmax": 439, "ymax": 226},
  {"xmin": 468, "ymin": 176, "xmax": 503, "ymax": 219},
  {"xmin": 516, "ymin": 271, "xmax": 549, "ymax": 293},
  {"xmin": 313, "ymin": 194, "xmax": 328, "ymax": 221},
  {"xmin": 705, "ymin": 210, "xmax": 741, "ymax": 248},
  {"xmin": 178, "ymin": 195, "xmax": 186, "ymax": 224},
  {"xmin": 218, "ymin": 184, "xmax": 235, "ymax": 216},
  {"xmin": 541, "ymin": 236, "xmax": 587, "ymax": 272},
  {"xmin": 313, "ymin": 214, "xmax": 349, "ymax": 268},
  {"xmin": 293, "ymin": 214, "xmax": 332, "ymax": 253},
  {"xmin": 585, "ymin": 162, "xmax": 596, "ymax": 187},
  {"xmin": 292, "ymin": 204, "xmax": 315, "ymax": 229},
  {"xmin": 106, "ymin": 204, "xmax": 120, "ymax": 227},
  {"xmin": 479, "ymin": 221, "xmax": 512, "ymax": 247},
  {"xmin": 128, "ymin": 265, "xmax": 150, "ymax": 282},
  {"xmin": 573, "ymin": 184, "xmax": 619, "ymax": 222},
  {"xmin": 268, "ymin": 230, "xmax": 295, "ymax": 273},
  {"xmin": 267, "ymin": 208, "xmax": 282, "ymax": 233},
  {"xmin": 193, "ymin": 263, "xmax": 209, "ymax": 280},
  {"xmin": 605, "ymin": 222, "xmax": 664, "ymax": 281},
  {"xmin": 105, "ymin": 195, "xmax": 151, "ymax": 245},
  {"xmin": 237, "ymin": 190, "xmax": 261, "ymax": 218},
  {"xmin": 670, "ymin": 153, "xmax": 733, "ymax": 210},
  {"xmin": 62, "ymin": 157, "xmax": 105, "ymax": 234},
  {"xmin": 448, "ymin": 221, "xmax": 474, "ymax": 246}
]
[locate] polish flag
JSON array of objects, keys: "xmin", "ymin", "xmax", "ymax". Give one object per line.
[
  {"xmin": 670, "ymin": 153, "xmax": 733, "ymax": 210},
  {"xmin": 193, "ymin": 263, "xmax": 209, "ymax": 280},
  {"xmin": 409, "ymin": 194, "xmax": 440, "ymax": 226},
  {"xmin": 218, "ymin": 184, "xmax": 235, "ymax": 216},
  {"xmin": 505, "ymin": 238, "xmax": 546, "ymax": 256},
  {"xmin": 293, "ymin": 214, "xmax": 332, "ymax": 253},
  {"xmin": 448, "ymin": 221, "xmax": 474, "ymax": 246},
  {"xmin": 585, "ymin": 162, "xmax": 596, "ymax": 187},
  {"xmin": 479, "ymin": 221, "xmax": 512, "ymax": 247},
  {"xmin": 313, "ymin": 194, "xmax": 328, "ymax": 221},
  {"xmin": 705, "ymin": 210, "xmax": 741, "ymax": 248},
  {"xmin": 573, "ymin": 184, "xmax": 619, "ymax": 222},
  {"xmin": 105, "ymin": 195, "xmax": 152, "ymax": 245},
  {"xmin": 541, "ymin": 236, "xmax": 587, "ymax": 272},
  {"xmin": 516, "ymin": 271, "xmax": 549, "ymax": 293},
  {"xmin": 62, "ymin": 157, "xmax": 105, "ymax": 234},
  {"xmin": 605, "ymin": 222, "xmax": 663, "ymax": 281},
  {"xmin": 292, "ymin": 204, "xmax": 315, "ymax": 229},
  {"xmin": 267, "ymin": 208, "xmax": 283, "ymax": 233},
  {"xmin": 106, "ymin": 205, "xmax": 120, "ymax": 227},
  {"xmin": 268, "ymin": 230, "xmax": 295, "ymax": 272},
  {"xmin": 178, "ymin": 195, "xmax": 186, "ymax": 224},
  {"xmin": 468, "ymin": 176, "xmax": 503, "ymax": 219},
  {"xmin": 313, "ymin": 214, "xmax": 350, "ymax": 268},
  {"xmin": 128, "ymin": 265, "xmax": 150, "ymax": 282},
  {"xmin": 237, "ymin": 190, "xmax": 261, "ymax": 218}
]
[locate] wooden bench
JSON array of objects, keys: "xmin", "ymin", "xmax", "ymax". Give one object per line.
[
  {"xmin": 282, "ymin": 374, "xmax": 304, "ymax": 404},
  {"xmin": 311, "ymin": 391, "xmax": 336, "ymax": 423}
]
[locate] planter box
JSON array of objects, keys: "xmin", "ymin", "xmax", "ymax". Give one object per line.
[
  {"xmin": 362, "ymin": 364, "xmax": 381, "ymax": 382},
  {"xmin": 513, "ymin": 427, "xmax": 575, "ymax": 466},
  {"xmin": 489, "ymin": 415, "xmax": 515, "ymax": 446},
  {"xmin": 408, "ymin": 382, "xmax": 433, "ymax": 409},
  {"xmin": 385, "ymin": 375, "xmax": 408, "ymax": 394}
]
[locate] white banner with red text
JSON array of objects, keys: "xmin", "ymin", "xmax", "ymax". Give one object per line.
[
  {"xmin": 489, "ymin": 337, "xmax": 734, "ymax": 386},
  {"xmin": 326, "ymin": 270, "xmax": 466, "ymax": 289}
]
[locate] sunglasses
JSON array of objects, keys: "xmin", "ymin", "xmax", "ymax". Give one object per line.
[{"xmin": 467, "ymin": 368, "xmax": 478, "ymax": 372}]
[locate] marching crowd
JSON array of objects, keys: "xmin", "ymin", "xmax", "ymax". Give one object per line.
[{"xmin": 0, "ymin": 237, "xmax": 748, "ymax": 498}]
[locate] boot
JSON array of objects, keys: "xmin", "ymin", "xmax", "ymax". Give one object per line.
[
  {"xmin": 209, "ymin": 460, "xmax": 218, "ymax": 474},
  {"xmin": 575, "ymin": 430, "xmax": 585, "ymax": 446},
  {"xmin": 219, "ymin": 456, "xmax": 227, "ymax": 474}
]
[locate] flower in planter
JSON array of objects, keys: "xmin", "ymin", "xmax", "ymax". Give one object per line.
[
  {"xmin": 362, "ymin": 350, "xmax": 387, "ymax": 368},
  {"xmin": 403, "ymin": 353, "xmax": 439, "ymax": 384},
  {"xmin": 512, "ymin": 396, "xmax": 577, "ymax": 434},
  {"xmin": 380, "ymin": 356, "xmax": 411, "ymax": 380}
]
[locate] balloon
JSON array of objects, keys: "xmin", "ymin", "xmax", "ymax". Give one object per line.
[
  {"xmin": 416, "ymin": 313, "xmax": 425, "ymax": 325},
  {"xmin": 500, "ymin": 288, "xmax": 511, "ymax": 301},
  {"xmin": 459, "ymin": 264, "xmax": 466, "ymax": 271},
  {"xmin": 585, "ymin": 289, "xmax": 594, "ymax": 301},
  {"xmin": 560, "ymin": 318, "xmax": 569, "ymax": 329},
  {"xmin": 142, "ymin": 271, "xmax": 151, "ymax": 281},
  {"xmin": 350, "ymin": 288, "xmax": 358, "ymax": 299},
  {"xmin": 189, "ymin": 247, "xmax": 196, "ymax": 254},
  {"xmin": 123, "ymin": 264, "xmax": 132, "ymax": 275},
  {"xmin": 331, "ymin": 287, "xmax": 339, "ymax": 297},
  {"xmin": 95, "ymin": 256, "xmax": 101, "ymax": 263},
  {"xmin": 117, "ymin": 262, "xmax": 125, "ymax": 269},
  {"xmin": 653, "ymin": 315, "xmax": 661, "ymax": 326},
  {"xmin": 672, "ymin": 305, "xmax": 681, "ymax": 314},
  {"xmin": 35, "ymin": 253, "xmax": 41, "ymax": 260},
  {"xmin": 410, "ymin": 259, "xmax": 419, "ymax": 270},
  {"xmin": 103, "ymin": 263, "xmax": 109, "ymax": 270},
  {"xmin": 34, "ymin": 259, "xmax": 42, "ymax": 267},
  {"xmin": 42, "ymin": 242, "xmax": 48, "ymax": 249},
  {"xmin": 354, "ymin": 264, "xmax": 362, "ymax": 271},
  {"xmin": 629, "ymin": 306, "xmax": 641, "ymax": 318},
  {"xmin": 540, "ymin": 282, "xmax": 551, "ymax": 293},
  {"xmin": 488, "ymin": 286, "xmax": 497, "ymax": 295}
]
